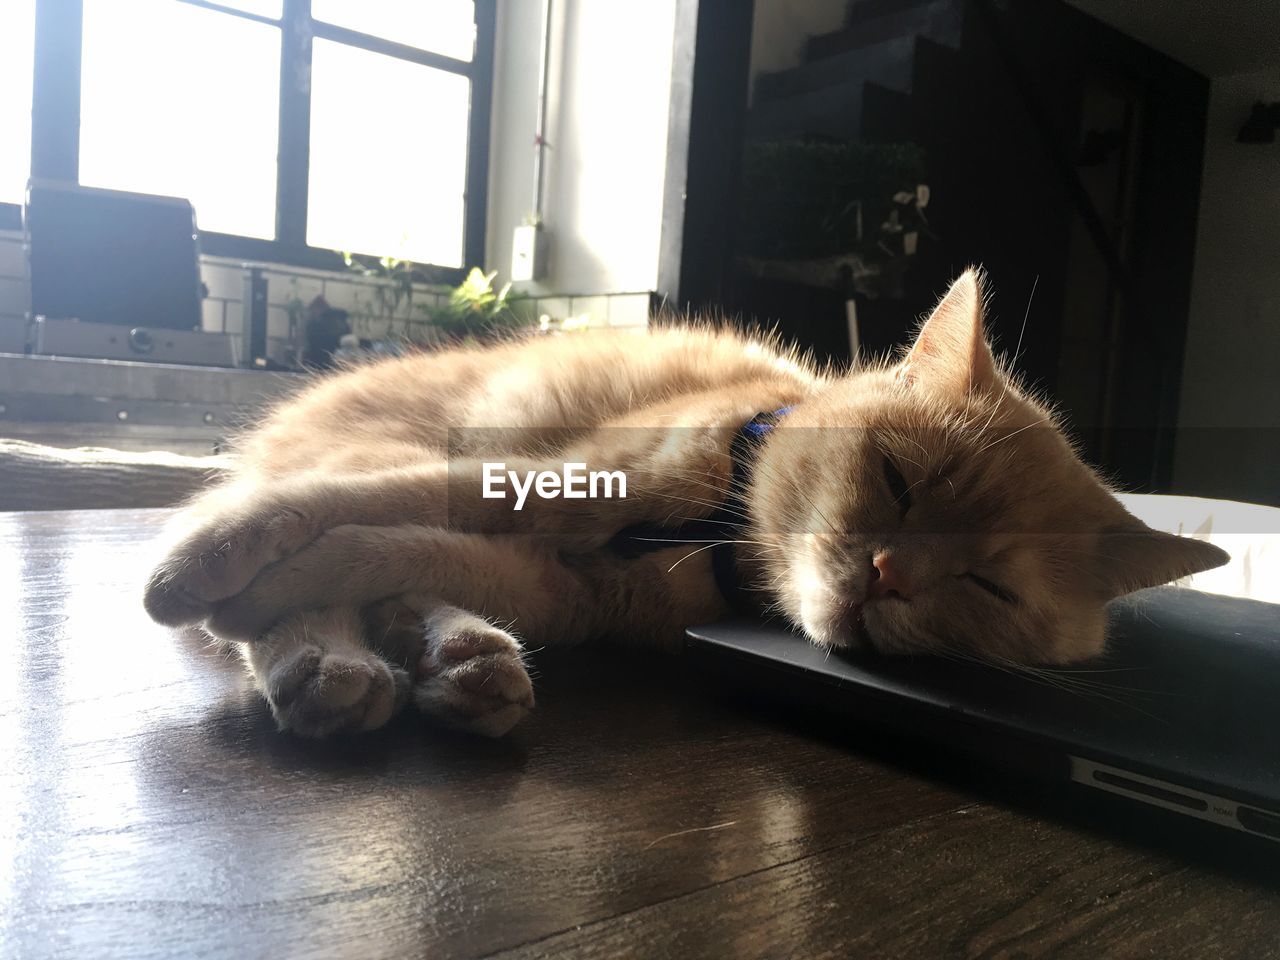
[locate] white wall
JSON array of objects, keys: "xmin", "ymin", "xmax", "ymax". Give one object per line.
[
  {"xmin": 484, "ymin": 0, "xmax": 675, "ymax": 306},
  {"xmin": 1175, "ymin": 67, "xmax": 1280, "ymax": 504}
]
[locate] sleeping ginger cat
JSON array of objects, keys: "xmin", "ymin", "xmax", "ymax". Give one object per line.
[{"xmin": 143, "ymin": 270, "xmax": 1227, "ymax": 737}]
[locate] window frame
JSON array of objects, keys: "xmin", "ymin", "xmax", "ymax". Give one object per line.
[{"xmin": 4, "ymin": 0, "xmax": 494, "ymax": 283}]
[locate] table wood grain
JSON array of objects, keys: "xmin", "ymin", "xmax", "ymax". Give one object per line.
[{"xmin": 2, "ymin": 510, "xmax": 1278, "ymax": 959}]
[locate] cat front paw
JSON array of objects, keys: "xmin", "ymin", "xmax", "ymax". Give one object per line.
[
  {"xmin": 144, "ymin": 501, "xmax": 319, "ymax": 627},
  {"xmin": 413, "ymin": 619, "xmax": 534, "ymax": 737},
  {"xmin": 264, "ymin": 643, "xmax": 411, "ymax": 738}
]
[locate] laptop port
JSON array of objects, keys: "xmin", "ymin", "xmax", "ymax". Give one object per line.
[
  {"xmin": 1091, "ymin": 769, "xmax": 1208, "ymax": 811},
  {"xmin": 1238, "ymin": 806, "xmax": 1280, "ymax": 839}
]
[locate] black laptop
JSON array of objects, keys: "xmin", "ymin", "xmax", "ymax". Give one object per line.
[{"xmin": 686, "ymin": 586, "xmax": 1280, "ymax": 842}]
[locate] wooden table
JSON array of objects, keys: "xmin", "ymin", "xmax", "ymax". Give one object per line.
[{"xmin": 3, "ymin": 510, "xmax": 1279, "ymax": 959}]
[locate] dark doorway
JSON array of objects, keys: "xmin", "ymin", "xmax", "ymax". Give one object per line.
[{"xmin": 661, "ymin": 0, "xmax": 1210, "ymax": 492}]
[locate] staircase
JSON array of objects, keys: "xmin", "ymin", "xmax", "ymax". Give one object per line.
[
  {"xmin": 747, "ymin": 0, "xmax": 964, "ymax": 143},
  {"xmin": 736, "ymin": 0, "xmax": 971, "ymax": 365},
  {"xmin": 734, "ymin": 0, "xmax": 1212, "ymax": 491}
]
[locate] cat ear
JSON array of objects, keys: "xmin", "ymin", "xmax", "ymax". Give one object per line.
[
  {"xmin": 899, "ymin": 268, "xmax": 1000, "ymax": 395},
  {"xmin": 1094, "ymin": 514, "xmax": 1230, "ymax": 598}
]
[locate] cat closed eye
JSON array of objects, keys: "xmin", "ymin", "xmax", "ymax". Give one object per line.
[
  {"xmin": 883, "ymin": 456, "xmax": 911, "ymax": 516},
  {"xmin": 963, "ymin": 573, "xmax": 1019, "ymax": 605}
]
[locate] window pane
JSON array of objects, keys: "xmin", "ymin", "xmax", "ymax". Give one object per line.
[
  {"xmin": 79, "ymin": 0, "xmax": 280, "ymax": 239},
  {"xmin": 307, "ymin": 40, "xmax": 469, "ymax": 267},
  {"xmin": 311, "ymin": 0, "xmax": 475, "ymax": 62},
  {"xmin": 0, "ymin": 0, "xmax": 36, "ymax": 206},
  {"xmin": 212, "ymin": 0, "xmax": 283, "ymax": 18}
]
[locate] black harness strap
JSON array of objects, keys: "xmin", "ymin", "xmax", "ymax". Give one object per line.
[{"xmin": 608, "ymin": 408, "xmax": 791, "ymax": 611}]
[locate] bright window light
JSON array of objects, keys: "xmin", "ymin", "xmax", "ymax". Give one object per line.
[
  {"xmin": 311, "ymin": 0, "xmax": 476, "ymax": 62},
  {"xmin": 0, "ymin": 0, "xmax": 36, "ymax": 207},
  {"xmin": 307, "ymin": 40, "xmax": 469, "ymax": 266},
  {"xmin": 214, "ymin": 0, "xmax": 283, "ymax": 17},
  {"xmin": 78, "ymin": 0, "xmax": 280, "ymax": 239}
]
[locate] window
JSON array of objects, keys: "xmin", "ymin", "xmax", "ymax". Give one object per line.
[
  {"xmin": 310, "ymin": 0, "xmax": 476, "ymax": 61},
  {"xmin": 3, "ymin": 0, "xmax": 494, "ymax": 277},
  {"xmin": 79, "ymin": 0, "xmax": 281, "ymax": 239},
  {"xmin": 0, "ymin": 0, "xmax": 37, "ymax": 209},
  {"xmin": 307, "ymin": 40, "xmax": 470, "ymax": 266}
]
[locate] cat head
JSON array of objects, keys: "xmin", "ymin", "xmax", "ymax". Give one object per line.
[{"xmin": 751, "ymin": 269, "xmax": 1228, "ymax": 664}]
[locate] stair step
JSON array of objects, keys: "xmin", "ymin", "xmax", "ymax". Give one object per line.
[
  {"xmin": 809, "ymin": 0, "xmax": 962, "ymax": 62},
  {"xmin": 748, "ymin": 78, "xmax": 869, "ymax": 140},
  {"xmin": 747, "ymin": 79, "xmax": 909, "ymax": 142},
  {"xmin": 860, "ymin": 81, "xmax": 914, "ymax": 142},
  {"xmin": 755, "ymin": 34, "xmax": 918, "ymax": 103}
]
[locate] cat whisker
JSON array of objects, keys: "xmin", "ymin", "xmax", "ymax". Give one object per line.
[
  {"xmin": 664, "ymin": 514, "xmax": 754, "ymax": 533},
  {"xmin": 897, "ymin": 478, "xmax": 928, "ymax": 506},
  {"xmin": 1012, "ymin": 273, "xmax": 1039, "ymax": 369},
  {"xmin": 972, "ymin": 379, "xmax": 1013, "ymax": 440},
  {"xmin": 900, "ymin": 434, "xmax": 930, "ymax": 461},
  {"xmin": 651, "ymin": 490, "xmax": 753, "ymax": 521},
  {"xmin": 377, "ymin": 611, "xmax": 399, "ymax": 646},
  {"xmin": 665, "ymin": 541, "xmax": 731, "ymax": 573},
  {"xmin": 638, "ymin": 467, "xmax": 734, "ymax": 496},
  {"xmin": 696, "ymin": 447, "xmax": 834, "ymax": 532},
  {"xmin": 631, "ymin": 536, "xmax": 769, "ymax": 546},
  {"xmin": 975, "ymin": 415, "xmax": 1054, "ymax": 455},
  {"xmin": 886, "ymin": 447, "xmax": 924, "ymax": 472},
  {"xmin": 961, "ymin": 649, "xmax": 1175, "ymax": 722},
  {"xmin": 640, "ymin": 473, "xmax": 747, "ymax": 512},
  {"xmin": 752, "ymin": 456, "xmax": 842, "ymax": 536}
]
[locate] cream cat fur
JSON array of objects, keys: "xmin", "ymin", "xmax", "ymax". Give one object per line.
[{"xmin": 143, "ymin": 270, "xmax": 1227, "ymax": 737}]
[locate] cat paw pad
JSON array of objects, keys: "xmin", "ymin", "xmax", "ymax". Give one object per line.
[
  {"xmin": 265, "ymin": 645, "xmax": 409, "ymax": 738},
  {"xmin": 413, "ymin": 624, "xmax": 533, "ymax": 737}
]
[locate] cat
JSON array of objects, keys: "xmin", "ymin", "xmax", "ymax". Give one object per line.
[{"xmin": 143, "ymin": 270, "xmax": 1228, "ymax": 738}]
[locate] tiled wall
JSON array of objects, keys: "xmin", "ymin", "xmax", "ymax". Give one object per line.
[
  {"xmin": 197, "ymin": 256, "xmax": 457, "ymax": 366},
  {"xmin": 0, "ymin": 233, "xmax": 26, "ymax": 320},
  {"xmin": 200, "ymin": 257, "xmax": 651, "ymax": 350},
  {"xmin": 0, "ymin": 228, "xmax": 651, "ymax": 365}
]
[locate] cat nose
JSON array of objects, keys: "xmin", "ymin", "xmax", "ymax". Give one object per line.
[{"xmin": 868, "ymin": 551, "xmax": 911, "ymax": 600}]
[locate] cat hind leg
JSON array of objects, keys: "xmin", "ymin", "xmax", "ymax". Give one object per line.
[
  {"xmin": 365, "ymin": 596, "xmax": 534, "ymax": 738},
  {"xmin": 244, "ymin": 605, "xmax": 411, "ymax": 738}
]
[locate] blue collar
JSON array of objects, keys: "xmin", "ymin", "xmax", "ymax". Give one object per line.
[
  {"xmin": 607, "ymin": 406, "xmax": 794, "ymax": 613},
  {"xmin": 738, "ymin": 406, "xmax": 794, "ymax": 441},
  {"xmin": 711, "ymin": 407, "xmax": 792, "ymax": 607}
]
